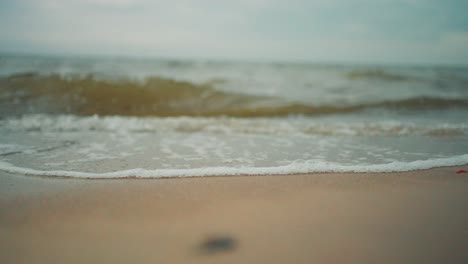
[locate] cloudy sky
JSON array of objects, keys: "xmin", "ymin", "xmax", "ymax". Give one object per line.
[{"xmin": 1, "ymin": 0, "xmax": 467, "ymax": 64}]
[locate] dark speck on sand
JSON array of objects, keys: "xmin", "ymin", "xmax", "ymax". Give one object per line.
[{"xmin": 200, "ymin": 236, "xmax": 237, "ymax": 254}]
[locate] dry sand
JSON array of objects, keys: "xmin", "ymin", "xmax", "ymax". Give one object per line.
[{"xmin": 1, "ymin": 166, "xmax": 467, "ymax": 264}]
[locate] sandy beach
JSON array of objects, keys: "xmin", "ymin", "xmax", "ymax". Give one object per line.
[{"xmin": 1, "ymin": 166, "xmax": 467, "ymax": 264}]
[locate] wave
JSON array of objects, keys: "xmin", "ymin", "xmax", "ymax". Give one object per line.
[
  {"xmin": 1, "ymin": 73, "xmax": 468, "ymax": 117},
  {"xmin": 1, "ymin": 155, "xmax": 467, "ymax": 178},
  {"xmin": 3, "ymin": 115, "xmax": 467, "ymax": 137},
  {"xmin": 347, "ymin": 69, "xmax": 411, "ymax": 81}
]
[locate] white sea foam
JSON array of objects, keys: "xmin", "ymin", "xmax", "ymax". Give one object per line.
[
  {"xmin": 0, "ymin": 155, "xmax": 467, "ymax": 179},
  {"xmin": 2, "ymin": 114, "xmax": 468, "ymax": 137}
]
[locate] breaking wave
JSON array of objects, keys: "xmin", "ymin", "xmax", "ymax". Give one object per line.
[{"xmin": 1, "ymin": 72, "xmax": 468, "ymax": 117}]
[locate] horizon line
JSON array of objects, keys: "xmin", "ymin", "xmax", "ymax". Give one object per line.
[{"xmin": 1, "ymin": 49, "xmax": 467, "ymax": 68}]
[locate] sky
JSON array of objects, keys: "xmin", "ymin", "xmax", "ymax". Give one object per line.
[{"xmin": 1, "ymin": 0, "xmax": 467, "ymax": 64}]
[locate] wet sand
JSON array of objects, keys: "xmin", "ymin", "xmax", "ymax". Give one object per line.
[{"xmin": 1, "ymin": 166, "xmax": 467, "ymax": 264}]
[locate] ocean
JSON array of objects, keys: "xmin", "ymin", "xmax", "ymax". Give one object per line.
[{"xmin": 1, "ymin": 54, "xmax": 467, "ymax": 178}]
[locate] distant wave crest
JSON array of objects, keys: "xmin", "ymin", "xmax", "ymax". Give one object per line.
[{"xmin": 347, "ymin": 69, "xmax": 411, "ymax": 81}]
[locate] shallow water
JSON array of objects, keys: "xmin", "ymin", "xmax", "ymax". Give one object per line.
[{"xmin": 1, "ymin": 54, "xmax": 467, "ymax": 178}]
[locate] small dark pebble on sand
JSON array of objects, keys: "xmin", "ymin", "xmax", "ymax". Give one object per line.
[{"xmin": 200, "ymin": 236, "xmax": 237, "ymax": 254}]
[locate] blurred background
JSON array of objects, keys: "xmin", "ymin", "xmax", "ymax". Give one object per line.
[{"xmin": 1, "ymin": 0, "xmax": 467, "ymax": 64}]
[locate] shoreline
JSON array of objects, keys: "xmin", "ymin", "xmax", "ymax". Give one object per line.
[
  {"xmin": 1, "ymin": 165, "xmax": 467, "ymax": 263},
  {"xmin": 1, "ymin": 157, "xmax": 468, "ymax": 179}
]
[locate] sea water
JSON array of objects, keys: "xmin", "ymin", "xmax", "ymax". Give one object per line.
[{"xmin": 1, "ymin": 54, "xmax": 467, "ymax": 178}]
